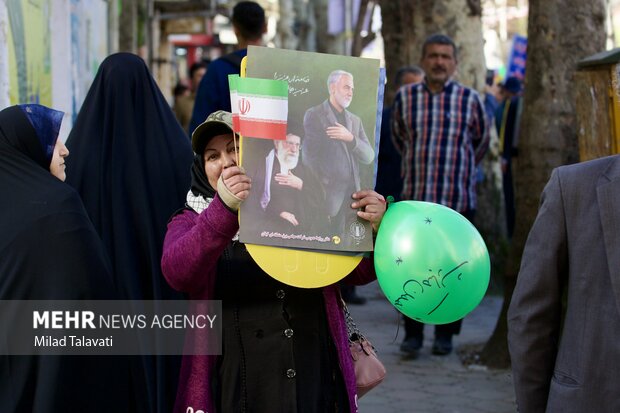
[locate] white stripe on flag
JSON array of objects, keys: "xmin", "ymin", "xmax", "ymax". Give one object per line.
[
  {"xmin": 236, "ymin": 95, "xmax": 287, "ymax": 122},
  {"xmin": 230, "ymin": 90, "xmax": 238, "ymax": 115}
]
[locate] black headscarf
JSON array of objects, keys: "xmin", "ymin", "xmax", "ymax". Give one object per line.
[
  {"xmin": 0, "ymin": 105, "xmax": 132, "ymax": 412},
  {"xmin": 65, "ymin": 53, "xmax": 193, "ymax": 413},
  {"xmin": 66, "ymin": 52, "xmax": 193, "ymax": 300},
  {"xmin": 190, "ymin": 154, "xmax": 216, "ymax": 199}
]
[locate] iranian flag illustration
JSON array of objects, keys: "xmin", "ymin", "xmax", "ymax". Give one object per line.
[{"xmin": 229, "ymin": 75, "xmax": 288, "ymax": 140}]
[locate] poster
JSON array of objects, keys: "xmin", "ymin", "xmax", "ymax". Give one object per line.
[
  {"xmin": 6, "ymin": 0, "xmax": 52, "ymax": 105},
  {"xmin": 69, "ymin": 0, "xmax": 108, "ymax": 122},
  {"xmin": 506, "ymin": 35, "xmax": 527, "ymax": 80},
  {"xmin": 4, "ymin": 0, "xmax": 107, "ymax": 136},
  {"xmin": 239, "ymin": 46, "xmax": 381, "ymax": 253}
]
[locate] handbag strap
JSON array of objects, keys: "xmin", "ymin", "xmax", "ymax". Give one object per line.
[{"xmin": 341, "ymin": 298, "xmax": 366, "ymax": 343}]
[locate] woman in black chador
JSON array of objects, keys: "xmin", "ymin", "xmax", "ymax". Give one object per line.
[
  {"xmin": 65, "ymin": 53, "xmax": 194, "ymax": 413},
  {"xmin": 0, "ymin": 104, "xmax": 131, "ymax": 412}
]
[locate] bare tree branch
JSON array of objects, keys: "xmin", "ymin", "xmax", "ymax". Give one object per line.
[{"xmin": 351, "ymin": 0, "xmax": 371, "ymax": 56}]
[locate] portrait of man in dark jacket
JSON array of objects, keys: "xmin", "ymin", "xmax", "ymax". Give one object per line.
[{"xmin": 302, "ymin": 70, "xmax": 375, "ymax": 240}]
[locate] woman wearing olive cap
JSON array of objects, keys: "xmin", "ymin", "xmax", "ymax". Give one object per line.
[{"xmin": 162, "ymin": 110, "xmax": 386, "ymax": 413}]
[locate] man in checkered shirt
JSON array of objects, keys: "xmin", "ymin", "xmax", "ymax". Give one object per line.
[{"xmin": 392, "ymin": 33, "xmax": 490, "ymax": 358}]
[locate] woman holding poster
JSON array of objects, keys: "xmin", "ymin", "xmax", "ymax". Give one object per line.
[{"xmin": 162, "ymin": 110, "xmax": 386, "ymax": 413}]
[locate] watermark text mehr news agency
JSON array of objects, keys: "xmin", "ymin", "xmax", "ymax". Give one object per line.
[{"xmin": 31, "ymin": 311, "xmax": 218, "ymax": 348}]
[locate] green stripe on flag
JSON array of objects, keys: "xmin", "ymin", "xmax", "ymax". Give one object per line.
[
  {"xmin": 236, "ymin": 77, "xmax": 288, "ymax": 99},
  {"xmin": 228, "ymin": 74, "xmax": 239, "ymax": 92}
]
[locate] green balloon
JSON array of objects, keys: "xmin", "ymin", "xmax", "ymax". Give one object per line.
[{"xmin": 374, "ymin": 201, "xmax": 490, "ymax": 324}]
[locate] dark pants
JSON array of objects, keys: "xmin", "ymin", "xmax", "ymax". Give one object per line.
[
  {"xmin": 402, "ymin": 209, "xmax": 475, "ymax": 340},
  {"xmin": 404, "ymin": 316, "xmax": 462, "ymax": 339}
]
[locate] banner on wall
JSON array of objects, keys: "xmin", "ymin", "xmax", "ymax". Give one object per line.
[
  {"xmin": 4, "ymin": 0, "xmax": 107, "ymax": 130},
  {"xmin": 506, "ymin": 35, "xmax": 527, "ymax": 80},
  {"xmin": 1, "ymin": 2, "xmax": 11, "ymax": 108},
  {"xmin": 69, "ymin": 0, "xmax": 108, "ymax": 122},
  {"xmin": 6, "ymin": 0, "xmax": 53, "ymax": 105}
]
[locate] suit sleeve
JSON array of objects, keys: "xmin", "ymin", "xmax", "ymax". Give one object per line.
[
  {"xmin": 350, "ymin": 117, "xmax": 374, "ymax": 165},
  {"xmin": 507, "ymin": 168, "xmax": 568, "ymax": 413},
  {"xmin": 302, "ymin": 107, "xmax": 327, "ymax": 173}
]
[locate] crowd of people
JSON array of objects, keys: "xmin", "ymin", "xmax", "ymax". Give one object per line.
[
  {"xmin": 3, "ymin": 1, "xmax": 618, "ymax": 412},
  {"xmin": 0, "ymin": 53, "xmax": 384, "ymax": 413},
  {"xmin": 0, "ymin": 3, "xmax": 386, "ymax": 412}
]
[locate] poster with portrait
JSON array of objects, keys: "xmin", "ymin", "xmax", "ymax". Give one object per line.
[{"xmin": 239, "ymin": 46, "xmax": 382, "ymax": 253}]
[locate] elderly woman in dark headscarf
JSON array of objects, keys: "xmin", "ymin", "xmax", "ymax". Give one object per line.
[
  {"xmin": 162, "ymin": 110, "xmax": 387, "ymax": 413},
  {"xmin": 0, "ymin": 104, "xmax": 131, "ymax": 412},
  {"xmin": 65, "ymin": 53, "xmax": 194, "ymax": 413}
]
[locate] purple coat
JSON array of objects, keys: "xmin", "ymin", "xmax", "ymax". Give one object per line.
[{"xmin": 161, "ymin": 195, "xmax": 377, "ymax": 413}]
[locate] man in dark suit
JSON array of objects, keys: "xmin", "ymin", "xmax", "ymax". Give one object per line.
[
  {"xmin": 508, "ymin": 154, "xmax": 620, "ymax": 412},
  {"xmin": 302, "ymin": 69, "xmax": 375, "ymax": 237}
]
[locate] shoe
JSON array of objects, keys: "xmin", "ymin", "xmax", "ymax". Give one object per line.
[
  {"xmin": 400, "ymin": 336, "xmax": 423, "ymax": 357},
  {"xmin": 343, "ymin": 293, "xmax": 367, "ymax": 305},
  {"xmin": 432, "ymin": 335, "xmax": 453, "ymax": 355}
]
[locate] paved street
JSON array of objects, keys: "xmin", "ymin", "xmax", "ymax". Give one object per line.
[{"xmin": 349, "ymin": 282, "xmax": 516, "ymax": 413}]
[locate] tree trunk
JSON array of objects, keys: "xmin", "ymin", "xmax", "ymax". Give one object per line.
[
  {"xmin": 479, "ymin": 265, "xmax": 514, "ymax": 368},
  {"xmin": 119, "ymin": 0, "xmax": 138, "ymax": 53},
  {"xmin": 412, "ymin": 0, "xmax": 485, "ymax": 90},
  {"xmin": 497, "ymin": 0, "xmax": 606, "ymax": 368},
  {"xmin": 380, "ymin": 0, "xmax": 485, "ymax": 103},
  {"xmin": 277, "ymin": 0, "xmax": 298, "ymax": 50},
  {"xmin": 377, "ymin": 0, "xmax": 416, "ymax": 103},
  {"xmin": 312, "ymin": 0, "xmax": 346, "ymax": 55},
  {"xmin": 293, "ymin": 0, "xmax": 317, "ymax": 51},
  {"xmin": 476, "ymin": 129, "xmax": 508, "ymax": 289},
  {"xmin": 507, "ymin": 0, "xmax": 607, "ymax": 279},
  {"xmin": 350, "ymin": 0, "xmax": 371, "ymax": 57}
]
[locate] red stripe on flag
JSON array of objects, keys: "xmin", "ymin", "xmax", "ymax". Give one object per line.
[
  {"xmin": 238, "ymin": 119, "xmax": 287, "ymax": 140},
  {"xmin": 232, "ymin": 114, "xmax": 240, "ymax": 132}
]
